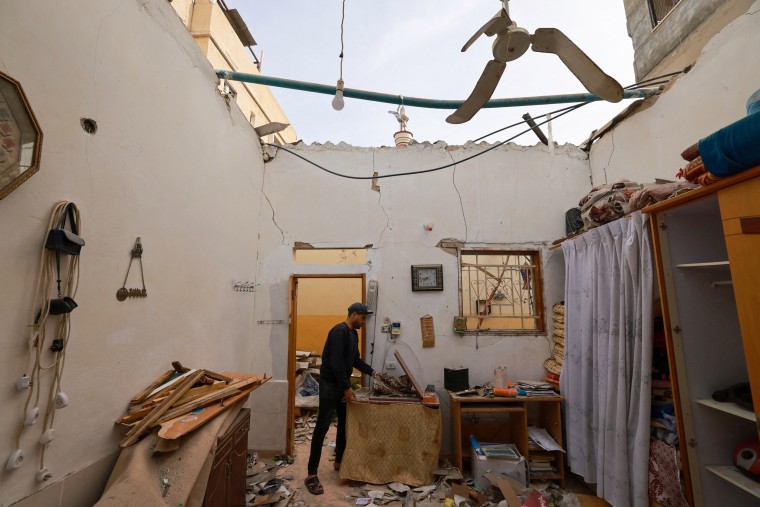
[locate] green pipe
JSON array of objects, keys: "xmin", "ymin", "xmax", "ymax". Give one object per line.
[{"xmin": 216, "ymin": 70, "xmax": 658, "ymax": 109}]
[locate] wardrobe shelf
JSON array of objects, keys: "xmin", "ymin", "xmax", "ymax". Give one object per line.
[
  {"xmin": 705, "ymin": 465, "xmax": 760, "ymax": 499},
  {"xmin": 675, "ymin": 261, "xmax": 730, "ymax": 270},
  {"xmin": 696, "ymin": 398, "xmax": 754, "ymax": 422}
]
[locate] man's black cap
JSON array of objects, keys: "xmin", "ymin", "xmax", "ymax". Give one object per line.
[{"xmin": 348, "ymin": 302, "xmax": 373, "ymax": 315}]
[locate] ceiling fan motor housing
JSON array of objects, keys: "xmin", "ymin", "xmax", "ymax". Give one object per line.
[{"xmin": 493, "ymin": 27, "xmax": 531, "ymax": 62}]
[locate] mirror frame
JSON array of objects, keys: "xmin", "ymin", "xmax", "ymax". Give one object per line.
[{"xmin": 0, "ymin": 70, "xmax": 43, "ymax": 200}]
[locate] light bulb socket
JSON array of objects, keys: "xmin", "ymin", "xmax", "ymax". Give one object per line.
[{"xmin": 332, "ymin": 80, "xmax": 346, "ymax": 111}]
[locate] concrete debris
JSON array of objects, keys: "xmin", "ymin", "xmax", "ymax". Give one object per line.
[
  {"xmin": 389, "ymin": 482, "xmax": 411, "ymax": 493},
  {"xmin": 332, "ymin": 461, "xmax": 587, "ymax": 507},
  {"xmin": 245, "ymin": 452, "xmax": 295, "ymax": 507},
  {"xmin": 293, "ymin": 414, "xmax": 317, "ymax": 445}
]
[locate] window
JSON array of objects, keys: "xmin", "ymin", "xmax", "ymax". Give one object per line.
[
  {"xmin": 459, "ymin": 250, "xmax": 544, "ymax": 333},
  {"xmin": 647, "ymin": 0, "xmax": 682, "ymax": 27}
]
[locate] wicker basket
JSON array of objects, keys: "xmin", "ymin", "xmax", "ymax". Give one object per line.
[{"xmin": 544, "ymin": 358, "xmax": 562, "ymax": 375}]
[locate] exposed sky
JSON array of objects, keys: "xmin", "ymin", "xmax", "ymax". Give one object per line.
[{"xmin": 227, "ymin": 0, "xmax": 637, "ymax": 147}]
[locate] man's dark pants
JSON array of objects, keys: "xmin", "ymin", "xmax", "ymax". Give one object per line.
[{"xmin": 307, "ymin": 380, "xmax": 347, "ymax": 476}]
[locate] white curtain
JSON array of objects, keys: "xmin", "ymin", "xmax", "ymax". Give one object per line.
[{"xmin": 560, "ymin": 211, "xmax": 653, "ymax": 507}]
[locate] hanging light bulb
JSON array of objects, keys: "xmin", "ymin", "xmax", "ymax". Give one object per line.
[
  {"xmin": 332, "ymin": 0, "xmax": 347, "ymax": 112},
  {"xmin": 332, "ymin": 79, "xmax": 345, "ymax": 111}
]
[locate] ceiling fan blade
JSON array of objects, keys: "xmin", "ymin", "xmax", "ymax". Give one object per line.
[
  {"xmin": 531, "ymin": 28, "xmax": 624, "ymax": 103},
  {"xmin": 446, "ymin": 60, "xmax": 507, "ymax": 124},
  {"xmin": 461, "ymin": 9, "xmax": 512, "ymax": 52}
]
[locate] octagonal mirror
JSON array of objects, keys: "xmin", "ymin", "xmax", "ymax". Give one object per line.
[{"xmin": 0, "ymin": 71, "xmax": 42, "ymax": 200}]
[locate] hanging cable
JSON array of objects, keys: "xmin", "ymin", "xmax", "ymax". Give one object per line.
[
  {"xmin": 332, "ymin": 0, "xmax": 348, "ymax": 110},
  {"xmin": 264, "ymin": 100, "xmax": 586, "ymax": 180},
  {"xmin": 16, "ymin": 201, "xmax": 81, "ymax": 473},
  {"xmin": 266, "ymin": 67, "xmax": 689, "ymax": 180},
  {"xmin": 339, "ymin": 0, "xmax": 345, "ymax": 81},
  {"xmin": 472, "ymin": 103, "xmax": 579, "ymax": 142}
]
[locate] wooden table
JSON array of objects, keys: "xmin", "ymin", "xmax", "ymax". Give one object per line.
[{"xmin": 447, "ymin": 392, "xmax": 565, "ymax": 486}]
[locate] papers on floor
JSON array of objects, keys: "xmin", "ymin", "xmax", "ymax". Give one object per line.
[{"xmin": 527, "ymin": 426, "xmax": 565, "ymax": 452}]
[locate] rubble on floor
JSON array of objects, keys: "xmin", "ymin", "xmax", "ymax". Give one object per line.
[
  {"xmin": 293, "ymin": 412, "xmax": 317, "ymax": 445},
  {"xmin": 249, "ymin": 425, "xmax": 589, "ymax": 507},
  {"xmin": 344, "ymin": 475, "xmax": 585, "ymax": 507},
  {"xmin": 246, "ymin": 453, "xmax": 296, "ymax": 506}
]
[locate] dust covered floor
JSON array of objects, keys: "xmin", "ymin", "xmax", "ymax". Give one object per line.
[
  {"xmin": 290, "ymin": 423, "xmax": 356, "ymax": 506},
  {"xmin": 250, "ymin": 422, "xmax": 610, "ymax": 507}
]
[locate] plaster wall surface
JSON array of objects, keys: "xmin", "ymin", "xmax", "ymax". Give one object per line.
[
  {"xmin": 250, "ymin": 141, "xmax": 592, "ymax": 450},
  {"xmin": 0, "ymin": 0, "xmax": 265, "ymax": 505},
  {"xmin": 591, "ymin": 1, "xmax": 760, "ymax": 185}
]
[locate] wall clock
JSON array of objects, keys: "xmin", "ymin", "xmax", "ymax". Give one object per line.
[{"xmin": 411, "ymin": 264, "xmax": 443, "ymax": 291}]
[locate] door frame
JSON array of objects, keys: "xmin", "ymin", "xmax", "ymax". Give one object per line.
[{"xmin": 286, "ymin": 274, "xmax": 366, "ymax": 456}]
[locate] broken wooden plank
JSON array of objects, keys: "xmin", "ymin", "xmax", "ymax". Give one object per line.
[
  {"xmin": 202, "ymin": 369, "xmax": 233, "ymax": 383},
  {"xmin": 171, "ymin": 360, "xmax": 191, "ymax": 373},
  {"xmin": 124, "ymin": 381, "xmax": 226, "ymax": 419},
  {"xmin": 155, "ymin": 386, "xmax": 243, "ymax": 424},
  {"xmin": 155, "ymin": 376, "xmax": 265, "ymax": 425},
  {"xmin": 157, "ymin": 386, "xmax": 258, "ymax": 440},
  {"xmin": 158, "ymin": 377, "xmax": 268, "ymax": 440},
  {"xmin": 129, "ymin": 369, "xmax": 175, "ymax": 406},
  {"xmin": 119, "ymin": 369, "xmax": 204, "ymax": 448},
  {"xmin": 144, "ymin": 368, "xmax": 199, "ymax": 401}
]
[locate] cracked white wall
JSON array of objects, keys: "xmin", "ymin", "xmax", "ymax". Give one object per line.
[
  {"xmin": 590, "ymin": 1, "xmax": 760, "ymax": 185},
  {"xmin": 250, "ymin": 140, "xmax": 591, "ymax": 452},
  {"xmin": 0, "ymin": 1, "xmax": 264, "ymax": 505}
]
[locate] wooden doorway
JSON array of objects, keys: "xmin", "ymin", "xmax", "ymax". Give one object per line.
[{"xmin": 286, "ymin": 274, "xmax": 366, "ymax": 456}]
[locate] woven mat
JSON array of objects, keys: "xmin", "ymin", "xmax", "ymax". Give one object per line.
[{"xmin": 340, "ymin": 401, "xmax": 441, "ymax": 486}]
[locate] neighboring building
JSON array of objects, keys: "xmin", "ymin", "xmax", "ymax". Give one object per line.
[
  {"xmin": 624, "ymin": 0, "xmax": 755, "ymax": 80},
  {"xmin": 171, "ymin": 0, "xmax": 297, "ymax": 144}
]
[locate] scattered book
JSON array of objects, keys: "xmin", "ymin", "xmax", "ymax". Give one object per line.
[{"xmin": 481, "ymin": 443, "xmax": 521, "ymax": 460}]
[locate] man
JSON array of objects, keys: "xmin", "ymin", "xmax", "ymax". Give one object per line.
[{"xmin": 304, "ymin": 302, "xmax": 376, "ymax": 496}]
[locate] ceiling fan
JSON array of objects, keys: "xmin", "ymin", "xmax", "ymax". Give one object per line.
[{"xmin": 446, "ymin": 0, "xmax": 624, "ymax": 124}]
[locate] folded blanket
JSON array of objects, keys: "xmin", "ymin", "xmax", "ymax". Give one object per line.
[
  {"xmin": 628, "ymin": 181, "xmax": 698, "ymax": 210},
  {"xmin": 698, "ymin": 111, "xmax": 760, "ymax": 177}
]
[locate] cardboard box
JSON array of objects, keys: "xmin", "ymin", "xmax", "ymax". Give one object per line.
[{"xmin": 471, "ymin": 443, "xmax": 528, "ymax": 492}]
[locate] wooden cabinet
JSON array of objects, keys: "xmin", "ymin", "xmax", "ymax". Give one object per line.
[
  {"xmin": 203, "ymin": 408, "xmax": 250, "ymax": 507},
  {"xmin": 447, "ymin": 393, "xmax": 565, "ymax": 486},
  {"xmin": 646, "ymin": 167, "xmax": 760, "ymax": 507}
]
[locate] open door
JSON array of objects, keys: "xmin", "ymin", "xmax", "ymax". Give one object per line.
[{"xmin": 286, "ymin": 274, "xmax": 366, "ymax": 456}]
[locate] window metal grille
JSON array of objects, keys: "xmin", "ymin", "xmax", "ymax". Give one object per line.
[
  {"xmin": 460, "ymin": 251, "xmax": 544, "ymax": 332},
  {"xmin": 647, "ymin": 0, "xmax": 682, "ymax": 27}
]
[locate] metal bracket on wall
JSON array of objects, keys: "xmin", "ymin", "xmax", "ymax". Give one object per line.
[
  {"xmin": 233, "ymin": 281, "xmax": 259, "ymax": 293},
  {"xmin": 116, "ymin": 238, "xmax": 148, "ymax": 301}
]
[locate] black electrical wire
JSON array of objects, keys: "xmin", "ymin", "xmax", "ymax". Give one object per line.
[
  {"xmin": 265, "ymin": 66, "xmax": 691, "ymax": 180},
  {"xmin": 338, "ymin": 0, "xmax": 346, "ymax": 80},
  {"xmin": 473, "ymin": 66, "xmax": 690, "ymax": 142},
  {"xmin": 264, "ymin": 101, "xmax": 587, "ymax": 180},
  {"xmin": 472, "ymin": 103, "xmax": 579, "ymax": 142}
]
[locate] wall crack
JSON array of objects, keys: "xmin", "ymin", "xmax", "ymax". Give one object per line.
[
  {"xmin": 262, "ymin": 191, "xmax": 286, "ymax": 245},
  {"xmin": 603, "ymin": 130, "xmax": 614, "ymax": 185},
  {"xmin": 447, "ymin": 152, "xmax": 468, "ymax": 241}
]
